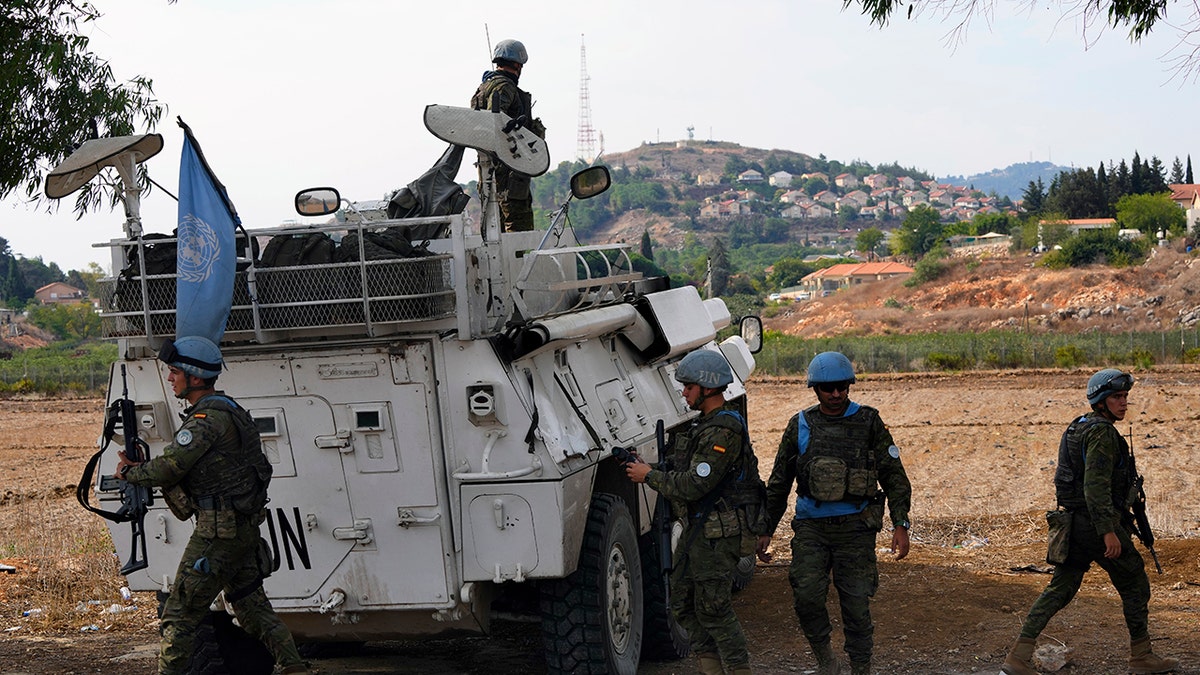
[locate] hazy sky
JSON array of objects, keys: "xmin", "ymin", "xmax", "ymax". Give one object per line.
[{"xmin": 4, "ymin": 0, "xmax": 1199, "ymax": 273}]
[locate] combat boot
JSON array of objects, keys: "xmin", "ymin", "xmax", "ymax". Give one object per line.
[
  {"xmin": 849, "ymin": 660, "xmax": 871, "ymax": 675},
  {"xmin": 695, "ymin": 651, "xmax": 723, "ymax": 675},
  {"xmin": 727, "ymin": 665, "xmax": 753, "ymax": 675},
  {"xmin": 1001, "ymin": 637, "xmax": 1038, "ymax": 675},
  {"xmin": 1129, "ymin": 637, "xmax": 1178, "ymax": 673},
  {"xmin": 811, "ymin": 640, "xmax": 841, "ymax": 675}
]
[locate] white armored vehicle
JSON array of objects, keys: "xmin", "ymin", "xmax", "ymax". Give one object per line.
[{"xmin": 59, "ymin": 106, "xmax": 761, "ymax": 674}]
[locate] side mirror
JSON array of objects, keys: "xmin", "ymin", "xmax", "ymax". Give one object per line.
[
  {"xmin": 295, "ymin": 187, "xmax": 341, "ymax": 216},
  {"xmin": 569, "ymin": 166, "xmax": 611, "ymax": 200},
  {"xmin": 739, "ymin": 316, "xmax": 763, "ymax": 354}
]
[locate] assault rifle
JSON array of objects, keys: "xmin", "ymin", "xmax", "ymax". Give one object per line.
[
  {"xmin": 611, "ymin": 421, "xmax": 676, "ymax": 572},
  {"xmin": 76, "ymin": 365, "xmax": 152, "ymax": 574},
  {"xmin": 1124, "ymin": 426, "xmax": 1162, "ymax": 574}
]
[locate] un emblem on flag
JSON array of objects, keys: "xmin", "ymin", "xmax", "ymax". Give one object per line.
[{"xmin": 178, "ymin": 214, "xmax": 220, "ymax": 283}]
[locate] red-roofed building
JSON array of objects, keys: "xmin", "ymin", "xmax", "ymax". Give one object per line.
[{"xmin": 799, "ymin": 262, "xmax": 914, "ymax": 295}]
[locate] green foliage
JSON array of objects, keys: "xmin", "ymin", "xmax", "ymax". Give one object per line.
[
  {"xmin": 1116, "ymin": 192, "xmax": 1186, "ymax": 236},
  {"xmin": 26, "ymin": 302, "xmax": 102, "ymax": 339},
  {"xmin": 1183, "ymin": 347, "xmax": 1200, "ymax": 364},
  {"xmin": 1054, "ymin": 345, "xmax": 1087, "ymax": 368},
  {"xmin": 926, "ymin": 352, "xmax": 970, "ymax": 371},
  {"xmin": 891, "ymin": 205, "xmax": 944, "ymax": 258},
  {"xmin": 1040, "ymin": 228, "xmax": 1147, "ymax": 269},
  {"xmin": 1129, "ymin": 348, "xmax": 1155, "ymax": 370},
  {"xmin": 0, "ymin": 340, "xmax": 116, "ymax": 396},
  {"xmin": 3, "ymin": 1, "xmax": 164, "ymax": 214},
  {"xmin": 882, "ymin": 297, "xmax": 903, "ymax": 309},
  {"xmin": 903, "ymin": 245, "xmax": 949, "ymax": 287},
  {"xmin": 767, "ymin": 257, "xmax": 815, "ymax": 289}
]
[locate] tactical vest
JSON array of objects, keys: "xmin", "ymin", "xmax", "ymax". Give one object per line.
[
  {"xmin": 181, "ymin": 395, "xmax": 273, "ymax": 516},
  {"xmin": 683, "ymin": 409, "xmax": 770, "ymax": 536},
  {"xmin": 471, "ymin": 71, "xmax": 532, "ymax": 120},
  {"xmin": 1053, "ymin": 413, "xmax": 1129, "ymax": 512},
  {"xmin": 796, "ymin": 405, "xmax": 880, "ymax": 503}
]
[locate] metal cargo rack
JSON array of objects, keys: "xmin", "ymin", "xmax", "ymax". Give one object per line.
[{"xmin": 96, "ymin": 216, "xmax": 456, "ymax": 344}]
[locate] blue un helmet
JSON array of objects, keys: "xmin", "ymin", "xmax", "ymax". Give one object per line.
[
  {"xmin": 492, "ymin": 39, "xmax": 528, "ymax": 65},
  {"xmin": 674, "ymin": 350, "xmax": 734, "ymax": 388},
  {"xmin": 1086, "ymin": 368, "xmax": 1133, "ymax": 406},
  {"xmin": 806, "ymin": 351, "xmax": 856, "ymax": 387},
  {"xmin": 157, "ymin": 336, "xmax": 223, "ymax": 379}
]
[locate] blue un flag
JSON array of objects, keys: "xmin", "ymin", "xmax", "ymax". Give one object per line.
[{"xmin": 175, "ymin": 118, "xmax": 241, "ymax": 345}]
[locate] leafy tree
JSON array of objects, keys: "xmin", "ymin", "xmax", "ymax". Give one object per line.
[
  {"xmin": 890, "ymin": 204, "xmax": 943, "ymax": 258},
  {"xmin": 16, "ymin": 256, "xmax": 65, "ymax": 297},
  {"xmin": 762, "ymin": 218, "xmax": 791, "ymax": 243},
  {"xmin": 1115, "ymin": 192, "xmax": 1186, "ymax": 236},
  {"xmin": 26, "ymin": 301, "xmax": 102, "ymax": 339},
  {"xmin": 972, "ymin": 212, "xmax": 1018, "ymax": 235},
  {"xmin": 855, "ymin": 227, "xmax": 885, "ymax": 259},
  {"xmin": 767, "ymin": 258, "xmax": 815, "ymax": 289},
  {"xmin": 4, "ymin": 1, "xmax": 165, "ymax": 215},
  {"xmin": 837, "ymin": 204, "xmax": 859, "ymax": 227},
  {"xmin": 846, "ymin": 1, "xmax": 1199, "ymax": 74}
]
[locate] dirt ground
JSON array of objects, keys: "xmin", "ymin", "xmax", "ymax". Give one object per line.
[{"xmin": 3, "ymin": 369, "xmax": 1200, "ymax": 674}]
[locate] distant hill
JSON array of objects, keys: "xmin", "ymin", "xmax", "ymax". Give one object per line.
[{"xmin": 940, "ymin": 161, "xmax": 1069, "ymax": 200}]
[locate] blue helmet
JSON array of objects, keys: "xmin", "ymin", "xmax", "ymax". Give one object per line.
[
  {"xmin": 674, "ymin": 349, "xmax": 734, "ymax": 388},
  {"xmin": 1087, "ymin": 368, "xmax": 1133, "ymax": 406},
  {"xmin": 158, "ymin": 336, "xmax": 223, "ymax": 379},
  {"xmin": 492, "ymin": 39, "xmax": 528, "ymax": 65},
  {"xmin": 806, "ymin": 351, "xmax": 856, "ymax": 387}
]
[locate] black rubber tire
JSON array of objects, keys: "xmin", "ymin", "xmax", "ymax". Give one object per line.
[
  {"xmin": 540, "ymin": 493, "xmax": 643, "ymax": 674},
  {"xmin": 731, "ymin": 552, "xmax": 757, "ymax": 592},
  {"xmin": 639, "ymin": 511, "xmax": 689, "ymax": 661},
  {"xmin": 155, "ymin": 590, "xmax": 273, "ymax": 675}
]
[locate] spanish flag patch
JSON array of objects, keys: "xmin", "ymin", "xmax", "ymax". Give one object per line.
[
  {"xmin": 193, "ymin": 413, "xmax": 207, "ymax": 419},
  {"xmin": 712, "ymin": 444, "xmax": 726, "ymax": 453}
]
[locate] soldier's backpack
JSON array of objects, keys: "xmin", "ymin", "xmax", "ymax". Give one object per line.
[{"xmin": 258, "ymin": 232, "xmax": 336, "ymax": 267}]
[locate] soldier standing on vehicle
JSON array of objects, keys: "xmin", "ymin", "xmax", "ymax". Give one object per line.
[
  {"xmin": 114, "ymin": 336, "xmax": 308, "ymax": 675},
  {"xmin": 624, "ymin": 349, "xmax": 757, "ymax": 675},
  {"xmin": 470, "ymin": 38, "xmax": 546, "ymax": 232},
  {"xmin": 1001, "ymin": 369, "xmax": 1178, "ymax": 675},
  {"xmin": 756, "ymin": 351, "xmax": 911, "ymax": 675}
]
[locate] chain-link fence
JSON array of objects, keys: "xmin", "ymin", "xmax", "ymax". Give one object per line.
[{"xmin": 755, "ymin": 327, "xmax": 1200, "ymax": 376}]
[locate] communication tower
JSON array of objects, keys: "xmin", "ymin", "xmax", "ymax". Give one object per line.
[{"xmin": 577, "ymin": 34, "xmax": 598, "ymax": 162}]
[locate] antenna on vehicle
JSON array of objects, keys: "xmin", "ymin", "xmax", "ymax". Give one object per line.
[{"xmin": 484, "ymin": 24, "xmax": 492, "ymax": 61}]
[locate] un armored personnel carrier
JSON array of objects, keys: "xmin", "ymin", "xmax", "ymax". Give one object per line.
[{"xmin": 57, "ymin": 105, "xmax": 761, "ymax": 674}]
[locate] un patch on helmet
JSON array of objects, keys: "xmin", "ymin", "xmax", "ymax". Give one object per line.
[{"xmin": 176, "ymin": 429, "xmax": 194, "ymax": 446}]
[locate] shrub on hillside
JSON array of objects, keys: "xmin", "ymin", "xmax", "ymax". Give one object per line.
[
  {"xmin": 1040, "ymin": 229, "xmax": 1147, "ymax": 269},
  {"xmin": 1055, "ymin": 345, "xmax": 1087, "ymax": 368},
  {"xmin": 927, "ymin": 352, "xmax": 970, "ymax": 371},
  {"xmin": 904, "ymin": 246, "xmax": 949, "ymax": 288}
]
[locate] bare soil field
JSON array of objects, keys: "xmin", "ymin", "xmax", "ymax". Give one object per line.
[{"xmin": 3, "ymin": 369, "xmax": 1200, "ymax": 674}]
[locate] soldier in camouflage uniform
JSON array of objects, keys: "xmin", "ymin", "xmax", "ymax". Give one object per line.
[
  {"xmin": 757, "ymin": 352, "xmax": 911, "ymax": 675},
  {"xmin": 1002, "ymin": 369, "xmax": 1178, "ymax": 675},
  {"xmin": 470, "ymin": 38, "xmax": 546, "ymax": 232},
  {"xmin": 625, "ymin": 349, "xmax": 757, "ymax": 675},
  {"xmin": 115, "ymin": 337, "xmax": 307, "ymax": 675}
]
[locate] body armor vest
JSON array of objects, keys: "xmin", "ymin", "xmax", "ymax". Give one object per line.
[
  {"xmin": 1054, "ymin": 414, "xmax": 1129, "ymax": 512},
  {"xmin": 183, "ymin": 395, "xmax": 272, "ymax": 515},
  {"xmin": 470, "ymin": 72, "xmax": 531, "ymax": 119},
  {"xmin": 797, "ymin": 405, "xmax": 879, "ymax": 503}
]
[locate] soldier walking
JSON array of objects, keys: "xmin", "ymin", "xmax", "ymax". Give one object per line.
[
  {"xmin": 115, "ymin": 336, "xmax": 307, "ymax": 675},
  {"xmin": 757, "ymin": 351, "xmax": 912, "ymax": 675},
  {"xmin": 1001, "ymin": 369, "xmax": 1178, "ymax": 675}
]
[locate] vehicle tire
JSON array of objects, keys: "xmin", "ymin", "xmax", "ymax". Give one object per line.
[
  {"xmin": 540, "ymin": 493, "xmax": 643, "ymax": 674},
  {"xmin": 639, "ymin": 510, "xmax": 688, "ymax": 661},
  {"xmin": 155, "ymin": 590, "xmax": 274, "ymax": 675},
  {"xmin": 730, "ymin": 552, "xmax": 757, "ymax": 592}
]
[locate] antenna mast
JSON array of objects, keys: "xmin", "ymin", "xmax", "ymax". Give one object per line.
[{"xmin": 576, "ymin": 34, "xmax": 597, "ymax": 163}]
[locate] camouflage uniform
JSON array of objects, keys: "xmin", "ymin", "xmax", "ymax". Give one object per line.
[
  {"xmin": 764, "ymin": 402, "xmax": 911, "ymax": 670},
  {"xmin": 644, "ymin": 403, "xmax": 756, "ymax": 670},
  {"xmin": 1018, "ymin": 412, "xmax": 1151, "ymax": 640},
  {"xmin": 125, "ymin": 393, "xmax": 304, "ymax": 674},
  {"xmin": 470, "ymin": 70, "xmax": 545, "ymax": 232}
]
